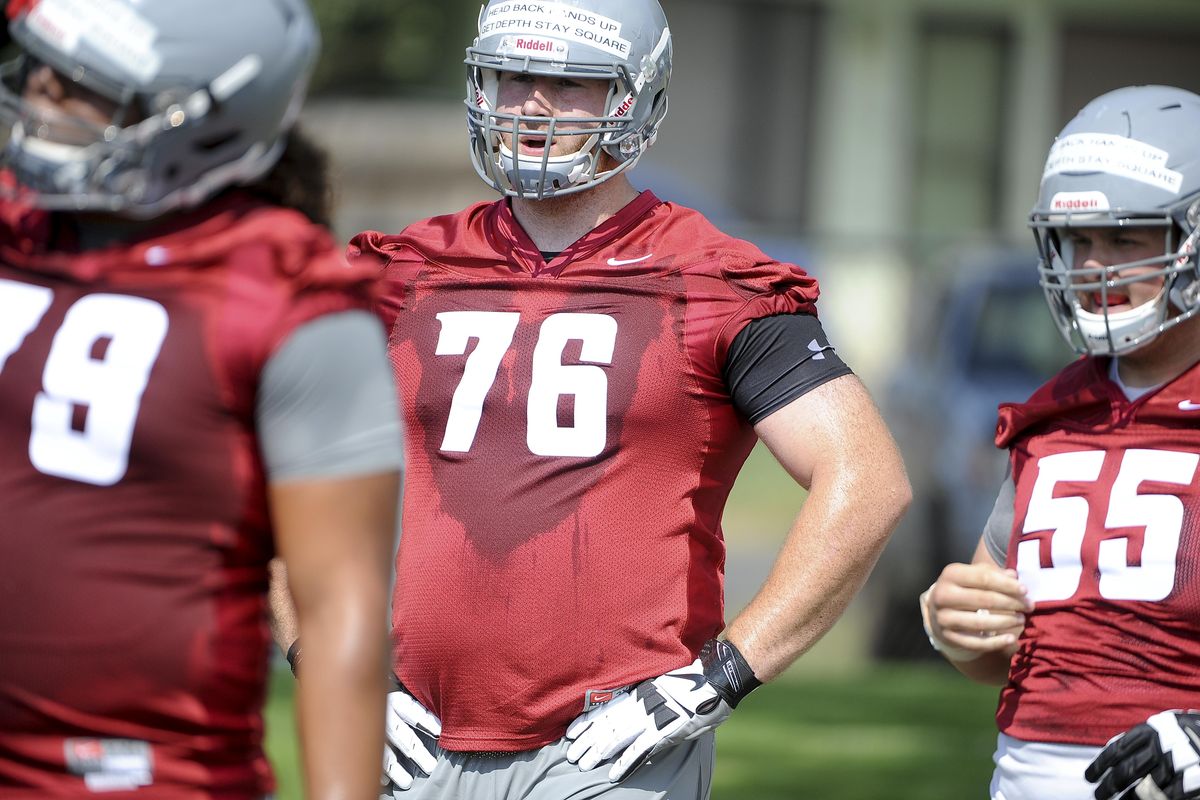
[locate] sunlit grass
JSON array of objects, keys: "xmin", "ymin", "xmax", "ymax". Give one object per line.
[{"xmin": 266, "ymin": 663, "xmax": 1000, "ymax": 800}]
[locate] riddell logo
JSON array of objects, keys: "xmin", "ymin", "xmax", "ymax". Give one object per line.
[
  {"xmin": 515, "ymin": 37, "xmax": 555, "ymax": 52},
  {"xmin": 1053, "ymin": 198, "xmax": 1099, "ymax": 210},
  {"xmin": 613, "ymin": 94, "xmax": 635, "ymax": 118},
  {"xmin": 499, "ymin": 34, "xmax": 567, "ymax": 57},
  {"xmin": 1049, "ymin": 191, "xmax": 1110, "ymax": 212}
]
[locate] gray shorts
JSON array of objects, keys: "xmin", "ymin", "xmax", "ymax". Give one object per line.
[{"xmin": 382, "ymin": 729, "xmax": 714, "ymax": 800}]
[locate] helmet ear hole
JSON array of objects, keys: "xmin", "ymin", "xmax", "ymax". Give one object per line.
[{"xmin": 195, "ymin": 131, "xmax": 240, "ymax": 153}]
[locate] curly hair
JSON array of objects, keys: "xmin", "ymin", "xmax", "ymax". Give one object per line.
[{"xmin": 243, "ymin": 125, "xmax": 335, "ymax": 229}]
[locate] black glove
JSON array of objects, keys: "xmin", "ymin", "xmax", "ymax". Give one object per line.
[{"xmin": 1086, "ymin": 711, "xmax": 1200, "ymax": 800}]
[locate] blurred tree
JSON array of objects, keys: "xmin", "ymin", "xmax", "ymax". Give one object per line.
[{"xmin": 308, "ymin": 0, "xmax": 482, "ymax": 97}]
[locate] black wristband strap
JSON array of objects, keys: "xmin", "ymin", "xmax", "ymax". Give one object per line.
[
  {"xmin": 699, "ymin": 639, "xmax": 761, "ymax": 708},
  {"xmin": 286, "ymin": 640, "xmax": 302, "ymax": 678}
]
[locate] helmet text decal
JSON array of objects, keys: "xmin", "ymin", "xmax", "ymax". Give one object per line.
[
  {"xmin": 1042, "ymin": 133, "xmax": 1183, "ymax": 195},
  {"xmin": 26, "ymin": 0, "xmax": 160, "ymax": 83},
  {"xmin": 480, "ymin": 2, "xmax": 632, "ymax": 59}
]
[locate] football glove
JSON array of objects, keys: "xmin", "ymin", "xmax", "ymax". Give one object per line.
[
  {"xmin": 381, "ymin": 680, "xmax": 441, "ymax": 791},
  {"xmin": 565, "ymin": 639, "xmax": 760, "ymax": 782},
  {"xmin": 1086, "ymin": 711, "xmax": 1200, "ymax": 800}
]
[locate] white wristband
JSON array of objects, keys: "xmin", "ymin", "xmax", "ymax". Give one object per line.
[{"xmin": 919, "ymin": 584, "xmax": 982, "ymax": 662}]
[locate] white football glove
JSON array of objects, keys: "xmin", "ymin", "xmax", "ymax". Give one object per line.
[
  {"xmin": 1086, "ymin": 711, "xmax": 1200, "ymax": 800},
  {"xmin": 565, "ymin": 640, "xmax": 760, "ymax": 782},
  {"xmin": 381, "ymin": 683, "xmax": 442, "ymax": 791}
]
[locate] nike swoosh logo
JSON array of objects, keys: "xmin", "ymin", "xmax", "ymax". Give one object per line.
[
  {"xmin": 607, "ymin": 254, "xmax": 653, "ymax": 266},
  {"xmin": 1179, "ymin": 400, "xmax": 1200, "ymax": 411}
]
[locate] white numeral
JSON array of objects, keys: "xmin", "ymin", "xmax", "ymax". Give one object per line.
[
  {"xmin": 1099, "ymin": 449, "xmax": 1198, "ymax": 601},
  {"xmin": 527, "ymin": 313, "xmax": 617, "ymax": 457},
  {"xmin": 435, "ymin": 311, "xmax": 520, "ymax": 452},
  {"xmin": 1018, "ymin": 449, "xmax": 1197, "ymax": 602},
  {"xmin": 1018, "ymin": 451, "xmax": 1104, "ymax": 602},
  {"xmin": 0, "ymin": 283, "xmax": 169, "ymax": 486},
  {"xmin": 435, "ymin": 311, "xmax": 618, "ymax": 457},
  {"xmin": 0, "ymin": 279, "xmax": 53, "ymax": 372}
]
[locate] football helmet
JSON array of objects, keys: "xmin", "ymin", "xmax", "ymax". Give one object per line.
[
  {"xmin": 465, "ymin": 0, "xmax": 672, "ymax": 199},
  {"xmin": 0, "ymin": 0, "xmax": 319, "ymax": 218},
  {"xmin": 1030, "ymin": 85, "xmax": 1200, "ymax": 356}
]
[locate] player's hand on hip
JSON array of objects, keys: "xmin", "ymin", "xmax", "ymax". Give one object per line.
[
  {"xmin": 382, "ymin": 681, "xmax": 441, "ymax": 790},
  {"xmin": 922, "ymin": 562, "xmax": 1030, "ymax": 656},
  {"xmin": 1086, "ymin": 711, "xmax": 1200, "ymax": 800},
  {"xmin": 565, "ymin": 639, "xmax": 759, "ymax": 782}
]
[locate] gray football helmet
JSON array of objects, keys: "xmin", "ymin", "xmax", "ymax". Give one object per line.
[
  {"xmin": 1030, "ymin": 85, "xmax": 1200, "ymax": 356},
  {"xmin": 465, "ymin": 0, "xmax": 672, "ymax": 199},
  {"xmin": 0, "ymin": 0, "xmax": 319, "ymax": 218}
]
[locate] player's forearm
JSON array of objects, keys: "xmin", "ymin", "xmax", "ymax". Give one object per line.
[
  {"xmin": 725, "ymin": 459, "xmax": 911, "ymax": 682},
  {"xmin": 268, "ymin": 472, "xmax": 399, "ymax": 800},
  {"xmin": 295, "ymin": 588, "xmax": 390, "ymax": 800}
]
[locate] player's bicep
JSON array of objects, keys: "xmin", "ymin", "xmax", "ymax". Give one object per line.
[
  {"xmin": 269, "ymin": 472, "xmax": 398, "ymax": 614},
  {"xmin": 752, "ymin": 372, "xmax": 902, "ymax": 492}
]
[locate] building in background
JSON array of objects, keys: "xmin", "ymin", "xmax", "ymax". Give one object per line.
[
  {"xmin": 306, "ymin": 0, "xmax": 1200, "ymax": 374},
  {"xmin": 300, "ymin": 0, "xmax": 1200, "ymax": 660}
]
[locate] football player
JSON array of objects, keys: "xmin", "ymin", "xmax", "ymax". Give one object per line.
[
  {"xmin": 920, "ymin": 85, "xmax": 1200, "ymax": 800},
  {"xmin": 351, "ymin": 0, "xmax": 910, "ymax": 796},
  {"xmin": 0, "ymin": 1, "xmax": 399, "ymax": 799}
]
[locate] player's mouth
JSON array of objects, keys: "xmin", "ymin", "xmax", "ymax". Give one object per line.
[
  {"xmin": 1084, "ymin": 288, "xmax": 1131, "ymax": 312},
  {"xmin": 517, "ymin": 132, "xmax": 550, "ymax": 154}
]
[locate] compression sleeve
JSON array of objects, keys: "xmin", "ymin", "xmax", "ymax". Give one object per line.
[
  {"xmin": 257, "ymin": 310, "xmax": 404, "ymax": 483},
  {"xmin": 982, "ymin": 466, "xmax": 1016, "ymax": 565},
  {"xmin": 723, "ymin": 313, "xmax": 853, "ymax": 424}
]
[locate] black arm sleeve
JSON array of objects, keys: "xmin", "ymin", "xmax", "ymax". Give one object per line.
[{"xmin": 722, "ymin": 313, "xmax": 853, "ymax": 424}]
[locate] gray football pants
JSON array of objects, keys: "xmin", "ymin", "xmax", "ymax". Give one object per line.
[{"xmin": 382, "ymin": 729, "xmax": 714, "ymax": 800}]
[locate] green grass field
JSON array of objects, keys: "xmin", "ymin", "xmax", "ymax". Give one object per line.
[{"xmin": 265, "ymin": 662, "xmax": 1001, "ymax": 799}]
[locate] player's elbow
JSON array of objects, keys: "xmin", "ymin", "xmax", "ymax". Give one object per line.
[{"xmin": 854, "ymin": 450, "xmax": 912, "ymax": 542}]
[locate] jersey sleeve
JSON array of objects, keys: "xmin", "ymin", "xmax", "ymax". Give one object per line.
[
  {"xmin": 256, "ymin": 311, "xmax": 404, "ymax": 482},
  {"xmin": 209, "ymin": 208, "xmax": 380, "ymax": 423},
  {"xmin": 982, "ymin": 466, "xmax": 1016, "ymax": 565},
  {"xmin": 347, "ymin": 229, "xmax": 408, "ymax": 336},
  {"xmin": 711, "ymin": 251, "xmax": 821, "ymax": 368}
]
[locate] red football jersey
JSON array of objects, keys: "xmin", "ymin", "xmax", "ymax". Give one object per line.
[
  {"xmin": 0, "ymin": 196, "xmax": 376, "ymax": 798},
  {"xmin": 350, "ymin": 191, "xmax": 820, "ymax": 751},
  {"xmin": 995, "ymin": 356, "xmax": 1200, "ymax": 746}
]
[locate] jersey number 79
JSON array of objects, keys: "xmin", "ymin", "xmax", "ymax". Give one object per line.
[{"xmin": 0, "ymin": 279, "xmax": 168, "ymax": 486}]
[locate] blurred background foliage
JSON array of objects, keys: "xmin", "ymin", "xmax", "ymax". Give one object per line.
[{"xmin": 308, "ymin": 0, "xmax": 481, "ymax": 97}]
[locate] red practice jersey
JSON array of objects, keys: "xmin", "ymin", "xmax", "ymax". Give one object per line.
[
  {"xmin": 0, "ymin": 196, "xmax": 375, "ymax": 798},
  {"xmin": 995, "ymin": 356, "xmax": 1200, "ymax": 746},
  {"xmin": 351, "ymin": 191, "xmax": 820, "ymax": 751}
]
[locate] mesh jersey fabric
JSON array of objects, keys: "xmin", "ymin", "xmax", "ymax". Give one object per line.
[
  {"xmin": 0, "ymin": 193, "xmax": 378, "ymax": 798},
  {"xmin": 350, "ymin": 191, "xmax": 821, "ymax": 751},
  {"xmin": 994, "ymin": 355, "xmax": 1200, "ymax": 746}
]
